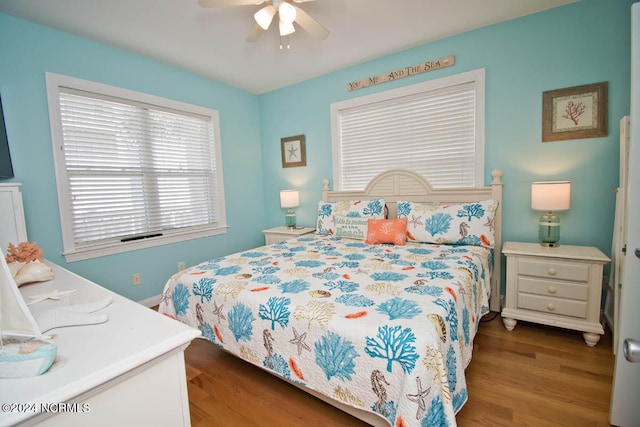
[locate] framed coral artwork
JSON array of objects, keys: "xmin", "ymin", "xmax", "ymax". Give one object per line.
[{"xmin": 542, "ymin": 82, "xmax": 608, "ymax": 142}]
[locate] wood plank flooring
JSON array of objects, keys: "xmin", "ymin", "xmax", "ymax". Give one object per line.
[{"xmin": 183, "ymin": 313, "xmax": 614, "ymax": 426}]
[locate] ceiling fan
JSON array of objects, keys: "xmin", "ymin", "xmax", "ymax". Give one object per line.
[{"xmin": 198, "ymin": 0, "xmax": 329, "ymax": 44}]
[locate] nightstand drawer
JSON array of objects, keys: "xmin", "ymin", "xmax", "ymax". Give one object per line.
[
  {"xmin": 518, "ymin": 293, "xmax": 588, "ymax": 318},
  {"xmin": 518, "ymin": 277, "xmax": 589, "ymax": 301},
  {"xmin": 518, "ymin": 258, "xmax": 590, "ymax": 282}
]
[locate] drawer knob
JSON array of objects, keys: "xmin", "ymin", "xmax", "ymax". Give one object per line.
[
  {"xmin": 547, "ymin": 303, "xmax": 556, "ymax": 311},
  {"xmin": 548, "ymin": 286, "xmax": 557, "ymax": 294},
  {"xmin": 547, "ymin": 267, "xmax": 557, "ymax": 276}
]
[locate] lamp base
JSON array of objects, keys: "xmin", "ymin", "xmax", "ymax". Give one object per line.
[
  {"xmin": 285, "ymin": 208, "xmax": 296, "ymax": 229},
  {"xmin": 538, "ymin": 211, "xmax": 561, "ymax": 247}
]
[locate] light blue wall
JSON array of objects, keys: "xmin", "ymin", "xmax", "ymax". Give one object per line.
[
  {"xmin": 0, "ymin": 13, "xmax": 265, "ymax": 301},
  {"xmin": 260, "ymin": 0, "xmax": 633, "ymax": 271},
  {"xmin": 0, "ymin": 0, "xmax": 633, "ymax": 301}
]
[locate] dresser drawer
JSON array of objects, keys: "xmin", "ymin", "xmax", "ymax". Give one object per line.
[
  {"xmin": 517, "ymin": 293, "xmax": 588, "ymax": 318},
  {"xmin": 518, "ymin": 258, "xmax": 590, "ymax": 282},
  {"xmin": 518, "ymin": 277, "xmax": 589, "ymax": 301}
]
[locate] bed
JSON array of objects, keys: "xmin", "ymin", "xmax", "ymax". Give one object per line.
[{"xmin": 158, "ymin": 168, "xmax": 503, "ymax": 426}]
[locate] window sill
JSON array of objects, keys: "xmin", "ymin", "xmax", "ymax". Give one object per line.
[{"xmin": 63, "ymin": 226, "xmax": 228, "ymax": 263}]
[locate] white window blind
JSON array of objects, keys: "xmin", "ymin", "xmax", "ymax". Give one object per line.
[
  {"xmin": 331, "ymin": 69, "xmax": 485, "ymax": 190},
  {"xmin": 46, "ymin": 73, "xmax": 226, "ymax": 262}
]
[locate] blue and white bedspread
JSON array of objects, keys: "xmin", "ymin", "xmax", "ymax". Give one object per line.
[{"xmin": 158, "ymin": 235, "xmax": 492, "ymax": 426}]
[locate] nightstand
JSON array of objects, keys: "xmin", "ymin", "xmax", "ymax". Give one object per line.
[
  {"xmin": 263, "ymin": 226, "xmax": 315, "ymax": 245},
  {"xmin": 501, "ymin": 241, "xmax": 610, "ymax": 346}
]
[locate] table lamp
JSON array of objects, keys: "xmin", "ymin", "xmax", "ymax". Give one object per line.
[
  {"xmin": 280, "ymin": 190, "xmax": 299, "ymax": 229},
  {"xmin": 531, "ymin": 181, "xmax": 571, "ymax": 247}
]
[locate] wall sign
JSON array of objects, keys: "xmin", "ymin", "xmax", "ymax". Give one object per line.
[{"xmin": 347, "ymin": 55, "xmax": 455, "ymax": 92}]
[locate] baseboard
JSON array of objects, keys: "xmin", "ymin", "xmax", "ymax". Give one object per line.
[{"xmin": 138, "ymin": 294, "xmax": 162, "ymax": 308}]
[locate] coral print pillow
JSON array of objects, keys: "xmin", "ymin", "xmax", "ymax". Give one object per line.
[
  {"xmin": 397, "ymin": 199, "xmax": 499, "ymax": 247},
  {"xmin": 316, "ymin": 199, "xmax": 385, "ymax": 235},
  {"xmin": 365, "ymin": 217, "xmax": 408, "ymax": 246}
]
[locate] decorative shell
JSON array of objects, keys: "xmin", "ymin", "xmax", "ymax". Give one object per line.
[
  {"xmin": 7, "ymin": 261, "xmax": 25, "ymax": 277},
  {"xmin": 309, "ymin": 290, "xmax": 331, "ymax": 298},
  {"xmin": 427, "ymin": 313, "xmax": 447, "ymax": 343},
  {"xmin": 12, "ymin": 260, "xmax": 54, "ymax": 287}
]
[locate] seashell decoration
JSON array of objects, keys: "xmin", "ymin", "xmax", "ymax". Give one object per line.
[
  {"xmin": 309, "ymin": 290, "xmax": 331, "ymax": 298},
  {"xmin": 7, "ymin": 261, "xmax": 25, "ymax": 277},
  {"xmin": 11, "ymin": 260, "xmax": 54, "ymax": 287},
  {"xmin": 427, "ymin": 313, "xmax": 447, "ymax": 343}
]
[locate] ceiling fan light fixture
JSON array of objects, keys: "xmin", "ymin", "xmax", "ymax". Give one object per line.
[
  {"xmin": 279, "ymin": 19, "xmax": 295, "ymax": 36},
  {"xmin": 278, "ymin": 2, "xmax": 297, "ymax": 24},
  {"xmin": 254, "ymin": 5, "xmax": 276, "ymax": 30}
]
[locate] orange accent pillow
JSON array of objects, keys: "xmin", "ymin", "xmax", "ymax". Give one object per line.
[{"xmin": 365, "ymin": 217, "xmax": 408, "ymax": 246}]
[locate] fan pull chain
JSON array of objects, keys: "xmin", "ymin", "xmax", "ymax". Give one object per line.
[{"xmin": 279, "ymin": 35, "xmax": 291, "ymax": 50}]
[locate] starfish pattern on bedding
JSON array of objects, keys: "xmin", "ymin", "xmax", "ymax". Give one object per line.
[
  {"xmin": 212, "ymin": 300, "xmax": 226, "ymax": 323},
  {"xmin": 406, "ymin": 376, "xmax": 431, "ymax": 420},
  {"xmin": 484, "ymin": 215, "xmax": 495, "ymax": 232},
  {"xmin": 289, "ymin": 327, "xmax": 311, "ymax": 355},
  {"xmin": 408, "ymin": 214, "xmax": 423, "ymax": 229}
]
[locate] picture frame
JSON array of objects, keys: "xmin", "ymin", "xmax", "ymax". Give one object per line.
[
  {"xmin": 281, "ymin": 135, "xmax": 306, "ymax": 168},
  {"xmin": 542, "ymin": 82, "xmax": 608, "ymax": 142}
]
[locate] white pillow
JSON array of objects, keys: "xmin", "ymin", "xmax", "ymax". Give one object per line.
[{"xmin": 397, "ymin": 200, "xmax": 499, "ymax": 247}]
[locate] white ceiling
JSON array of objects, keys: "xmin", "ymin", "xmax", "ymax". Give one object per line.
[{"xmin": 0, "ymin": 0, "xmax": 576, "ymax": 94}]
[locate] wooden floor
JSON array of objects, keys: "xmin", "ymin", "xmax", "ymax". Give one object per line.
[{"xmin": 184, "ymin": 313, "xmax": 615, "ymax": 426}]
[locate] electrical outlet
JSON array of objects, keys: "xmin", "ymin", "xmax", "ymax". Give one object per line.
[
  {"xmin": 133, "ymin": 273, "xmax": 141, "ymax": 286},
  {"xmin": 178, "ymin": 261, "xmax": 185, "ymax": 271}
]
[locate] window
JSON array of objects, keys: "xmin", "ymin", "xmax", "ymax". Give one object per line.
[
  {"xmin": 331, "ymin": 69, "xmax": 485, "ymax": 190},
  {"xmin": 46, "ymin": 73, "xmax": 226, "ymax": 262}
]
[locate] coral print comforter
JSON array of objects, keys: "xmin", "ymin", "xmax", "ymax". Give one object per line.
[{"xmin": 158, "ymin": 235, "xmax": 492, "ymax": 426}]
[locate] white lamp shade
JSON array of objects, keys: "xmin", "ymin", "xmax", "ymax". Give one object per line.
[
  {"xmin": 531, "ymin": 181, "xmax": 571, "ymax": 211},
  {"xmin": 278, "ymin": 2, "xmax": 297, "ymax": 24},
  {"xmin": 280, "ymin": 190, "xmax": 299, "ymax": 208},
  {"xmin": 279, "ymin": 19, "xmax": 295, "ymax": 36},
  {"xmin": 254, "ymin": 5, "xmax": 276, "ymax": 30}
]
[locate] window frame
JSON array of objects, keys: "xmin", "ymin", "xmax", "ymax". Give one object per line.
[
  {"xmin": 330, "ymin": 68, "xmax": 485, "ymax": 191},
  {"xmin": 46, "ymin": 72, "xmax": 227, "ymax": 262}
]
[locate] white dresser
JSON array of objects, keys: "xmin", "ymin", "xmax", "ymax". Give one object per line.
[
  {"xmin": 501, "ymin": 241, "xmax": 610, "ymax": 346},
  {"xmin": 0, "ymin": 262, "xmax": 201, "ymax": 426}
]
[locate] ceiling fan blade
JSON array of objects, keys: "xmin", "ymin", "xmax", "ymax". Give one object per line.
[
  {"xmin": 293, "ymin": 6, "xmax": 329, "ymax": 40},
  {"xmin": 245, "ymin": 23, "xmax": 265, "ymax": 42},
  {"xmin": 198, "ymin": 0, "xmax": 265, "ymax": 8}
]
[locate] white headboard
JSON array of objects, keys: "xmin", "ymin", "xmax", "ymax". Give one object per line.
[{"xmin": 322, "ymin": 168, "xmax": 504, "ymax": 312}]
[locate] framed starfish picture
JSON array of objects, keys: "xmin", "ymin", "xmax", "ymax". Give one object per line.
[{"xmin": 281, "ymin": 135, "xmax": 306, "ymax": 168}]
